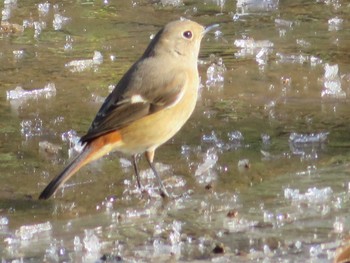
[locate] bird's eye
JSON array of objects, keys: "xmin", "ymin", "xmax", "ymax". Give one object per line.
[{"xmin": 183, "ymin": 30, "xmax": 192, "ymax": 39}]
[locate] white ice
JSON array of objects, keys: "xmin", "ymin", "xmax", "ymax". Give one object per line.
[
  {"xmin": 289, "ymin": 132, "xmax": 329, "ymax": 145},
  {"xmin": 65, "ymin": 51, "xmax": 103, "ymax": 73},
  {"xmin": 83, "ymin": 229, "xmax": 101, "ymax": 253},
  {"xmin": 61, "ymin": 130, "xmax": 84, "ymax": 157},
  {"xmin": 38, "ymin": 2, "xmax": 50, "ymax": 16},
  {"xmin": 328, "ymin": 17, "xmax": 343, "ymax": 31},
  {"xmin": 284, "ymin": 187, "xmax": 333, "ymax": 204},
  {"xmin": 15, "ymin": 221, "xmax": 52, "ymax": 240},
  {"xmin": 321, "ymin": 63, "xmax": 346, "ymax": 98},
  {"xmin": 206, "ymin": 57, "xmax": 226, "ymax": 88},
  {"xmin": 195, "ymin": 148, "xmax": 218, "ymax": 183},
  {"xmin": 53, "ymin": 13, "xmax": 70, "ymax": 30},
  {"xmin": 234, "ymin": 39, "xmax": 273, "ymax": 61},
  {"xmin": 6, "ymin": 83, "xmax": 56, "ymax": 100}
]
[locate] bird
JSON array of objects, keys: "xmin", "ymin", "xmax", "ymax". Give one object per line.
[{"xmin": 39, "ymin": 19, "xmax": 219, "ymax": 200}]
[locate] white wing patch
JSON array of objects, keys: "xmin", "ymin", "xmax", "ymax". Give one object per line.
[{"xmin": 130, "ymin": 94, "xmax": 148, "ymax": 104}]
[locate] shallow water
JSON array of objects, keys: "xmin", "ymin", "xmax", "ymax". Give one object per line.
[{"xmin": 1, "ymin": 0, "xmax": 350, "ymax": 262}]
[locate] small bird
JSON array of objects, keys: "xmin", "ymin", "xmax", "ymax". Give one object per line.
[{"xmin": 39, "ymin": 19, "xmax": 218, "ymax": 200}]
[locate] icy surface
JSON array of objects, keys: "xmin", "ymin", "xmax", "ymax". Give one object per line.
[
  {"xmin": 6, "ymin": 83, "xmax": 56, "ymax": 100},
  {"xmin": 38, "ymin": 2, "xmax": 50, "ymax": 16},
  {"xmin": 234, "ymin": 39, "xmax": 273, "ymax": 62},
  {"xmin": 21, "ymin": 118, "xmax": 44, "ymax": 138},
  {"xmin": 15, "ymin": 222, "xmax": 52, "ymax": 240},
  {"xmin": 53, "ymin": 13, "xmax": 70, "ymax": 30},
  {"xmin": 284, "ymin": 187, "xmax": 333, "ymax": 204},
  {"xmin": 61, "ymin": 130, "xmax": 84, "ymax": 156},
  {"xmin": 160, "ymin": 0, "xmax": 183, "ymax": 6},
  {"xmin": 65, "ymin": 51, "xmax": 103, "ymax": 72},
  {"xmin": 13, "ymin": 49, "xmax": 24, "ymax": 60},
  {"xmin": 274, "ymin": 18, "xmax": 293, "ymax": 27},
  {"xmin": 206, "ymin": 57, "xmax": 226, "ymax": 88},
  {"xmin": 236, "ymin": 0, "xmax": 279, "ymax": 13},
  {"xmin": 328, "ymin": 17, "xmax": 343, "ymax": 31},
  {"xmin": 195, "ymin": 148, "xmax": 218, "ymax": 183},
  {"xmin": 289, "ymin": 132, "xmax": 328, "ymax": 145},
  {"xmin": 321, "ymin": 63, "xmax": 345, "ymax": 98},
  {"xmin": 83, "ymin": 229, "xmax": 101, "ymax": 253}
]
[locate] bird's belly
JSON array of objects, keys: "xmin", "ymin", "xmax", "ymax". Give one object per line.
[{"xmin": 117, "ymin": 85, "xmax": 198, "ymax": 155}]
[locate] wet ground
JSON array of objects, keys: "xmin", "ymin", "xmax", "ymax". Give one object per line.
[{"xmin": 1, "ymin": 0, "xmax": 350, "ymax": 262}]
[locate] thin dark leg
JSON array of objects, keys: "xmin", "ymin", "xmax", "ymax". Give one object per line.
[
  {"xmin": 132, "ymin": 155, "xmax": 142, "ymax": 189},
  {"xmin": 145, "ymin": 156, "xmax": 169, "ymax": 198}
]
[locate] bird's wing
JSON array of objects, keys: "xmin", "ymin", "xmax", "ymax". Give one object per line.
[{"xmin": 80, "ymin": 59, "xmax": 187, "ymax": 143}]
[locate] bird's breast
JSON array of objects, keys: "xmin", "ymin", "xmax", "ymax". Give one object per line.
[{"xmin": 117, "ymin": 69, "xmax": 199, "ymax": 154}]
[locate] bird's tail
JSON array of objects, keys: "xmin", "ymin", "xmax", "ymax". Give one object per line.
[
  {"xmin": 38, "ymin": 145, "xmax": 94, "ymax": 200},
  {"xmin": 39, "ymin": 131, "xmax": 122, "ymax": 200}
]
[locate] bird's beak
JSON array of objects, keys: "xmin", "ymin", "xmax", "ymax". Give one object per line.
[{"xmin": 203, "ymin": 23, "xmax": 220, "ymax": 35}]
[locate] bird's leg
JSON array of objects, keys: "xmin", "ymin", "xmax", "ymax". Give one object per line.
[
  {"xmin": 145, "ymin": 150, "xmax": 169, "ymax": 198},
  {"xmin": 132, "ymin": 154, "xmax": 142, "ymax": 190}
]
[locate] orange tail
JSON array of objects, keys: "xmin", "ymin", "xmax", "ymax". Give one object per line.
[{"xmin": 39, "ymin": 131, "xmax": 122, "ymax": 200}]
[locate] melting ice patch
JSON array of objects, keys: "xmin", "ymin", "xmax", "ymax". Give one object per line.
[
  {"xmin": 234, "ymin": 38, "xmax": 273, "ymax": 65},
  {"xmin": 65, "ymin": 51, "xmax": 103, "ymax": 73},
  {"xmin": 321, "ymin": 63, "xmax": 345, "ymax": 99},
  {"xmin": 6, "ymin": 82, "xmax": 56, "ymax": 100},
  {"xmin": 206, "ymin": 57, "xmax": 226, "ymax": 88}
]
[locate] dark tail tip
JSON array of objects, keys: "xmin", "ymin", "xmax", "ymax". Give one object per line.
[
  {"xmin": 38, "ymin": 145, "xmax": 91, "ymax": 200},
  {"xmin": 38, "ymin": 179, "xmax": 61, "ymax": 200}
]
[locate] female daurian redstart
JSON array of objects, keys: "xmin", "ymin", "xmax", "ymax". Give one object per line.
[{"xmin": 39, "ymin": 19, "xmax": 219, "ymax": 199}]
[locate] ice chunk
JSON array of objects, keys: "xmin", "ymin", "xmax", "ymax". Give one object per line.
[
  {"xmin": 169, "ymin": 220, "xmax": 182, "ymax": 256},
  {"xmin": 65, "ymin": 51, "xmax": 103, "ymax": 73},
  {"xmin": 276, "ymin": 53, "xmax": 308, "ymax": 64},
  {"xmin": 160, "ymin": 0, "xmax": 183, "ymax": 6},
  {"xmin": 328, "ymin": 17, "xmax": 343, "ymax": 31},
  {"xmin": 74, "ymin": 236, "xmax": 83, "ymax": 251},
  {"xmin": 34, "ymin": 21, "xmax": 46, "ymax": 38},
  {"xmin": 224, "ymin": 216, "xmax": 259, "ymax": 233},
  {"xmin": 310, "ymin": 56, "xmax": 323, "ymax": 67},
  {"xmin": 310, "ymin": 245, "xmax": 322, "ymax": 258},
  {"xmin": 284, "ymin": 187, "xmax": 333, "ymax": 204},
  {"xmin": 92, "ymin": 50, "xmax": 103, "ymax": 64},
  {"xmin": 234, "ymin": 39, "xmax": 273, "ymax": 60},
  {"xmin": 296, "ymin": 39, "xmax": 311, "ymax": 48},
  {"xmin": 236, "ymin": 0, "xmax": 279, "ymax": 14},
  {"xmin": 6, "ymin": 83, "xmax": 56, "ymax": 100},
  {"xmin": 53, "ymin": 13, "xmax": 70, "ymax": 30},
  {"xmin": 21, "ymin": 118, "xmax": 43, "ymax": 138},
  {"xmin": 321, "ymin": 63, "xmax": 346, "ymax": 98},
  {"xmin": 195, "ymin": 148, "xmax": 218, "ymax": 183},
  {"xmin": 274, "ymin": 18, "xmax": 293, "ymax": 27},
  {"xmin": 64, "ymin": 35, "xmax": 73, "ymax": 51},
  {"xmin": 289, "ymin": 132, "xmax": 328, "ymax": 158},
  {"xmin": 4, "ymin": 0, "xmax": 17, "ymax": 4},
  {"xmin": 38, "ymin": 2, "xmax": 50, "ymax": 16},
  {"xmin": 15, "ymin": 221, "xmax": 52, "ymax": 240},
  {"xmin": 206, "ymin": 57, "xmax": 226, "ymax": 88},
  {"xmin": 261, "ymin": 133, "xmax": 270, "ymax": 144},
  {"xmin": 61, "ymin": 130, "xmax": 83, "ymax": 156},
  {"xmin": 227, "ymin": 130, "xmax": 244, "ymax": 150},
  {"xmin": 234, "ymin": 39, "xmax": 273, "ymax": 49},
  {"xmin": 13, "ymin": 49, "xmax": 24, "ymax": 60},
  {"xmin": 333, "ymin": 217, "xmax": 344, "ymax": 233},
  {"xmin": 228, "ymin": 130, "xmax": 244, "ymax": 142},
  {"xmin": 0, "ymin": 216, "xmax": 9, "ymax": 226},
  {"xmin": 255, "ymin": 47, "xmax": 269, "ymax": 65},
  {"xmin": 83, "ymin": 229, "xmax": 101, "ymax": 253},
  {"xmin": 289, "ymin": 132, "xmax": 328, "ymax": 145}
]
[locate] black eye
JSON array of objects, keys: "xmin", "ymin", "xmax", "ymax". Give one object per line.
[{"xmin": 183, "ymin": 30, "xmax": 192, "ymax": 39}]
